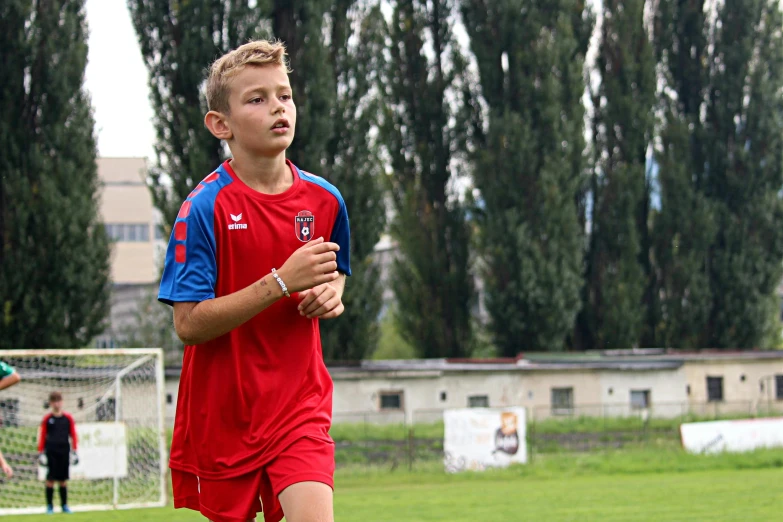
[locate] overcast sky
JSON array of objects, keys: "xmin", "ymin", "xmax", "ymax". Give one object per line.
[{"xmin": 84, "ymin": 0, "xmax": 155, "ymax": 160}]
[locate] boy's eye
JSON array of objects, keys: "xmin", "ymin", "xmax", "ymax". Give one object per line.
[
  {"xmin": 280, "ymin": 94, "xmax": 292, "ymax": 101},
  {"xmin": 249, "ymin": 97, "xmax": 263, "ymax": 104}
]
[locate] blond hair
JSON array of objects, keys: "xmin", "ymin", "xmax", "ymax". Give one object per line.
[{"xmin": 206, "ymin": 40, "xmax": 291, "ymax": 114}]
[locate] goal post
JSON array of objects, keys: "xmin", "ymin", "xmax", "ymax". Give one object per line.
[{"xmin": 0, "ymin": 349, "xmax": 167, "ymax": 515}]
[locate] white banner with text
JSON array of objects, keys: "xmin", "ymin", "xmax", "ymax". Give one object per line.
[{"xmin": 680, "ymin": 417, "xmax": 783, "ymax": 454}]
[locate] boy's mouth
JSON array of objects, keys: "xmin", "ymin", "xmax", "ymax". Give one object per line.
[{"xmin": 271, "ymin": 118, "xmax": 290, "ymax": 133}]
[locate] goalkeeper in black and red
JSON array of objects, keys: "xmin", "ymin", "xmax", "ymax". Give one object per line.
[{"xmin": 37, "ymin": 391, "xmax": 78, "ymax": 514}]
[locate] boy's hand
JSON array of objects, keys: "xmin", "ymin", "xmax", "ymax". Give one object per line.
[
  {"xmin": 277, "ymin": 237, "xmax": 340, "ymax": 294},
  {"xmin": 38, "ymin": 453, "xmax": 47, "ymax": 467},
  {"xmin": 298, "ymin": 283, "xmax": 344, "ymax": 319},
  {"xmin": 2, "ymin": 462, "xmax": 12, "ymax": 478}
]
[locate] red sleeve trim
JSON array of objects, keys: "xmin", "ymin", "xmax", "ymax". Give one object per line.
[
  {"xmin": 65, "ymin": 413, "xmax": 78, "ymax": 451},
  {"xmin": 38, "ymin": 414, "xmax": 52, "ymax": 452}
]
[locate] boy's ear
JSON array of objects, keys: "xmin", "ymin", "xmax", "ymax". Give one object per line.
[{"xmin": 205, "ymin": 110, "xmax": 233, "ymax": 140}]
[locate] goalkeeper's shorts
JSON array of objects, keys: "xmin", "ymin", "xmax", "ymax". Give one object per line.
[
  {"xmin": 45, "ymin": 449, "xmax": 70, "ymax": 481},
  {"xmin": 172, "ymin": 435, "xmax": 335, "ymax": 522}
]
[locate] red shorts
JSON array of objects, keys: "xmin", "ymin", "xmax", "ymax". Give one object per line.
[{"xmin": 171, "ymin": 436, "xmax": 335, "ymax": 522}]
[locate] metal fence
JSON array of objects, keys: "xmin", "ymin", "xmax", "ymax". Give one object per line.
[{"xmin": 330, "ymin": 400, "xmax": 783, "ymax": 470}]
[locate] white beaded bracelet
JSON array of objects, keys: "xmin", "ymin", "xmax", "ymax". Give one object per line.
[{"xmin": 271, "ymin": 268, "xmax": 290, "ymax": 298}]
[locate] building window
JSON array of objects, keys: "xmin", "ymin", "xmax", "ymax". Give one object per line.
[
  {"xmin": 166, "ymin": 394, "xmax": 173, "ymax": 405},
  {"xmin": 95, "ymin": 335, "xmax": 116, "ymax": 349},
  {"xmin": 105, "ymin": 223, "xmax": 150, "ymax": 242},
  {"xmin": 630, "ymin": 390, "xmax": 651, "ymax": 410},
  {"xmin": 468, "ymin": 395, "xmax": 489, "ymax": 408},
  {"xmin": 707, "ymin": 376, "xmax": 724, "ymax": 402},
  {"xmin": 551, "ymin": 387, "xmax": 574, "ymax": 415},
  {"xmin": 776, "ymin": 375, "xmax": 783, "ymax": 400},
  {"xmin": 379, "ymin": 391, "xmax": 403, "ymax": 411},
  {"xmin": 439, "ymin": 391, "xmax": 447, "ymax": 402}
]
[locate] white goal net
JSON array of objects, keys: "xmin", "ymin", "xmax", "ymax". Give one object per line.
[{"xmin": 0, "ymin": 349, "xmax": 167, "ymax": 515}]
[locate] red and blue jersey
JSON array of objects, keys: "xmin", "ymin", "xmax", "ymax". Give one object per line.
[{"xmin": 158, "ymin": 159, "xmax": 350, "ymax": 480}]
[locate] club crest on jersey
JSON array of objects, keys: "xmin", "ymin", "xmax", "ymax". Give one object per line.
[{"xmin": 295, "ymin": 210, "xmax": 314, "ymax": 242}]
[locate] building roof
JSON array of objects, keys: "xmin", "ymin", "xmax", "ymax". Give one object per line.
[
  {"xmin": 326, "ymin": 357, "xmax": 683, "ymax": 378},
  {"xmin": 161, "ymin": 349, "xmax": 783, "ymax": 379}
]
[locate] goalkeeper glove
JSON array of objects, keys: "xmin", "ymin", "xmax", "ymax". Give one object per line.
[
  {"xmin": 38, "ymin": 453, "xmax": 47, "ymax": 467},
  {"xmin": 70, "ymin": 451, "xmax": 79, "ymax": 466}
]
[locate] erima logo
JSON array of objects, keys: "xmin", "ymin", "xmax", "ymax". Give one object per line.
[{"xmin": 228, "ymin": 213, "xmax": 248, "ymax": 230}]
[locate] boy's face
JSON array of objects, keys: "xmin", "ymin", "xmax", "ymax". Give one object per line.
[
  {"xmin": 51, "ymin": 400, "xmax": 62, "ymax": 413},
  {"xmin": 223, "ymin": 64, "xmax": 296, "ymax": 157}
]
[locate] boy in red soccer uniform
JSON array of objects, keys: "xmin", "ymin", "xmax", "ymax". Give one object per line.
[
  {"xmin": 158, "ymin": 40, "xmax": 350, "ymax": 522},
  {"xmin": 37, "ymin": 391, "xmax": 78, "ymax": 514}
]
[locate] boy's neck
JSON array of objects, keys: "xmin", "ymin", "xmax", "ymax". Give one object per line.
[
  {"xmin": 229, "ymin": 150, "xmax": 293, "ymax": 195},
  {"xmin": 51, "ymin": 411, "xmax": 62, "ymax": 417}
]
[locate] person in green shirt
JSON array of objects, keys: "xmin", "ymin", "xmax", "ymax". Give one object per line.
[
  {"xmin": 0, "ymin": 361, "xmax": 20, "ymax": 391},
  {"xmin": 0, "ymin": 361, "xmax": 19, "ymax": 480}
]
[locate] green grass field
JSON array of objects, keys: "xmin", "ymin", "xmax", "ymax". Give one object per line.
[{"xmin": 3, "ymin": 448, "xmax": 783, "ymax": 521}]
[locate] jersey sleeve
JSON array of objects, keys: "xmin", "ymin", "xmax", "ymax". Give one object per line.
[
  {"xmin": 330, "ymin": 197, "xmax": 351, "ymax": 276},
  {"xmin": 38, "ymin": 414, "xmax": 51, "ymax": 452},
  {"xmin": 158, "ymin": 194, "xmax": 218, "ymax": 306},
  {"xmin": 0, "ymin": 361, "xmax": 14, "ymax": 379},
  {"xmin": 66, "ymin": 413, "xmax": 78, "ymax": 451}
]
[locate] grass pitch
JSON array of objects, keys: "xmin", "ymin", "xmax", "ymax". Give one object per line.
[{"xmin": 3, "ymin": 463, "xmax": 781, "ymax": 521}]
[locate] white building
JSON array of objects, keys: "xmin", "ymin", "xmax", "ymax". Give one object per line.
[
  {"xmin": 162, "ymin": 350, "xmax": 783, "ymax": 427},
  {"xmin": 94, "ymin": 157, "xmax": 164, "ymax": 347}
]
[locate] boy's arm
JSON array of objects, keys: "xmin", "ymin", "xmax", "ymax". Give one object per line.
[
  {"xmin": 0, "ymin": 372, "xmax": 20, "ymax": 391},
  {"xmin": 175, "ymin": 272, "xmax": 285, "ymax": 345},
  {"xmin": 66, "ymin": 413, "xmax": 78, "ymax": 451},
  {"xmin": 37, "ymin": 415, "xmax": 49, "ymax": 453},
  {"xmin": 330, "ymin": 273, "xmax": 346, "ymax": 299},
  {"xmin": 0, "ymin": 362, "xmax": 20, "ymax": 391},
  {"xmin": 296, "ymin": 188, "xmax": 351, "ymax": 320},
  {"xmin": 0, "ymin": 448, "xmax": 11, "ymax": 477},
  {"xmin": 174, "ymin": 238, "xmax": 340, "ymax": 345}
]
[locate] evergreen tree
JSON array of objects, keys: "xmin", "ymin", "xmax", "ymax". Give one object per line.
[
  {"xmin": 582, "ymin": 0, "xmax": 656, "ymax": 349},
  {"xmin": 127, "ymin": 0, "xmax": 264, "ymax": 231},
  {"xmin": 0, "ymin": 0, "xmax": 111, "ymax": 348},
  {"xmin": 318, "ymin": 3, "xmax": 387, "ymax": 361},
  {"xmin": 270, "ymin": 0, "xmax": 333, "ymax": 169},
  {"xmin": 461, "ymin": 0, "xmax": 592, "ymax": 354},
  {"xmin": 383, "ymin": 0, "xmax": 475, "ymax": 358},
  {"xmin": 653, "ymin": 0, "xmax": 783, "ymax": 348},
  {"xmin": 702, "ymin": 1, "xmax": 783, "ymax": 347},
  {"xmin": 652, "ymin": 0, "xmax": 714, "ymax": 348}
]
